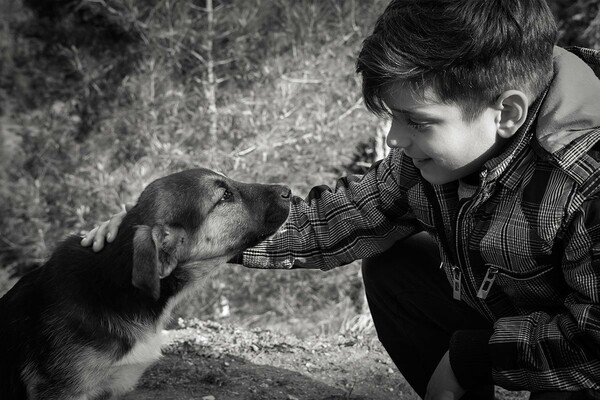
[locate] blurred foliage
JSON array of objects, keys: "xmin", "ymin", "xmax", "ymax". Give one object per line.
[
  {"xmin": 551, "ymin": 0, "xmax": 600, "ymax": 47},
  {"xmin": 0, "ymin": 0, "xmax": 599, "ymax": 335}
]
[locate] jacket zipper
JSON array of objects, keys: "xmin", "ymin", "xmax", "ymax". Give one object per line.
[
  {"xmin": 453, "ymin": 174, "xmax": 496, "ymax": 320},
  {"xmin": 451, "ymin": 265, "xmax": 462, "ymax": 300},
  {"xmin": 477, "ymin": 266, "xmax": 499, "ymax": 299},
  {"xmin": 454, "ymin": 200, "xmax": 479, "ymax": 303},
  {"xmin": 423, "ymin": 178, "xmax": 494, "ymax": 319}
]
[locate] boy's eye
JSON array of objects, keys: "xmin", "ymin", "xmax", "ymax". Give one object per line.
[
  {"xmin": 406, "ymin": 119, "xmax": 430, "ymax": 131},
  {"xmin": 391, "ymin": 112, "xmax": 431, "ymax": 131},
  {"xmin": 219, "ymin": 190, "xmax": 233, "ymax": 202}
]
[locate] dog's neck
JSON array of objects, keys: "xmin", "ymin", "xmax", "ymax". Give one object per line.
[
  {"xmin": 84, "ymin": 210, "xmax": 225, "ymax": 321},
  {"xmin": 83, "ymin": 221, "xmax": 180, "ymax": 317}
]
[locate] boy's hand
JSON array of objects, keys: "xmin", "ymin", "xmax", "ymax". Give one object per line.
[
  {"xmin": 80, "ymin": 204, "xmax": 132, "ymax": 252},
  {"xmin": 425, "ymin": 350, "xmax": 465, "ymax": 400}
]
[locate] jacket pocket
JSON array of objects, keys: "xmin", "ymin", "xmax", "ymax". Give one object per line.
[{"xmin": 479, "ymin": 263, "xmax": 567, "ymax": 312}]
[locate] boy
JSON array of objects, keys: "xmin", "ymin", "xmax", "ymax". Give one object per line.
[{"xmin": 83, "ymin": 0, "xmax": 600, "ymax": 399}]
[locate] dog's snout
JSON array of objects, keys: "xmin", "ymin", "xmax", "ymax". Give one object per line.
[{"xmin": 279, "ymin": 186, "xmax": 292, "ymax": 199}]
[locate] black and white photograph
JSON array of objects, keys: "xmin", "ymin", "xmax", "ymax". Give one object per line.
[{"xmin": 1, "ymin": 1, "xmax": 600, "ymax": 399}]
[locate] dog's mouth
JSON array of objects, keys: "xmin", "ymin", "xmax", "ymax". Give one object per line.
[
  {"xmin": 243, "ymin": 222, "xmax": 286, "ymax": 249},
  {"xmin": 250, "ymin": 229, "xmax": 279, "ymax": 246},
  {"xmin": 258, "ymin": 233, "xmax": 271, "ymax": 241},
  {"xmin": 257, "ymin": 229, "xmax": 278, "ymax": 242}
]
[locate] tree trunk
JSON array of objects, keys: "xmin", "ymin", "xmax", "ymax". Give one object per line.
[{"xmin": 204, "ymin": 0, "xmax": 218, "ymax": 144}]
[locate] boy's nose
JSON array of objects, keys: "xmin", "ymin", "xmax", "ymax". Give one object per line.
[{"xmin": 386, "ymin": 121, "xmax": 410, "ymax": 149}]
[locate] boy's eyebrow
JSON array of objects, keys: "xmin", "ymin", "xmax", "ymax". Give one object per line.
[{"xmin": 389, "ymin": 107, "xmax": 442, "ymax": 120}]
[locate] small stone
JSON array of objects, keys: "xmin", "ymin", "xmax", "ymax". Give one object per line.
[{"xmin": 202, "ymin": 396, "xmax": 215, "ymax": 400}]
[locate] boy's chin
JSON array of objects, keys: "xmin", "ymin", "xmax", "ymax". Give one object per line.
[
  {"xmin": 419, "ymin": 165, "xmax": 480, "ymax": 186},
  {"xmin": 419, "ymin": 171, "xmax": 468, "ymax": 186},
  {"xmin": 419, "ymin": 169, "xmax": 456, "ymax": 185}
]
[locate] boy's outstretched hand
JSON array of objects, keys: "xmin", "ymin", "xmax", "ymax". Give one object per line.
[
  {"xmin": 80, "ymin": 204, "xmax": 132, "ymax": 252},
  {"xmin": 425, "ymin": 350, "xmax": 466, "ymax": 400}
]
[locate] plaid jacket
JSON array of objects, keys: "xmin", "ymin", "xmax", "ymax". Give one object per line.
[{"xmin": 243, "ymin": 47, "xmax": 600, "ymax": 391}]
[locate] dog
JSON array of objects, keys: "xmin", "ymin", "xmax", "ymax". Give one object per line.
[{"xmin": 0, "ymin": 168, "xmax": 291, "ymax": 400}]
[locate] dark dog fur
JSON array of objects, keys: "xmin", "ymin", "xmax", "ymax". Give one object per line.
[{"xmin": 0, "ymin": 168, "xmax": 290, "ymax": 400}]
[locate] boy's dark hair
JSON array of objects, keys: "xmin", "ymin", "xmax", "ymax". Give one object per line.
[{"xmin": 356, "ymin": 0, "xmax": 558, "ymax": 121}]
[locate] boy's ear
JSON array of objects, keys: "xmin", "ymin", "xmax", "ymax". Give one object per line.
[{"xmin": 494, "ymin": 90, "xmax": 529, "ymax": 139}]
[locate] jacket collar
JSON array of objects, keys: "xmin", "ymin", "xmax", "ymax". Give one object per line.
[
  {"xmin": 536, "ymin": 47, "xmax": 600, "ymax": 156},
  {"xmin": 479, "ymin": 47, "xmax": 600, "ymax": 191},
  {"xmin": 479, "ymin": 92, "xmax": 544, "ymax": 190}
]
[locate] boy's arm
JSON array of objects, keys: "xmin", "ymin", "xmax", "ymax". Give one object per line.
[
  {"xmin": 241, "ymin": 149, "xmax": 423, "ymax": 270},
  {"xmin": 451, "ymin": 195, "xmax": 600, "ymax": 392}
]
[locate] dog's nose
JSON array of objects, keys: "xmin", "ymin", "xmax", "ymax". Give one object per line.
[{"xmin": 280, "ymin": 186, "xmax": 292, "ymax": 199}]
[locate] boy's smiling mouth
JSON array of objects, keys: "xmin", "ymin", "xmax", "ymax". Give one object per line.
[
  {"xmin": 412, "ymin": 158, "xmax": 431, "ymax": 167},
  {"xmin": 409, "ymin": 156, "xmax": 432, "ymax": 167}
]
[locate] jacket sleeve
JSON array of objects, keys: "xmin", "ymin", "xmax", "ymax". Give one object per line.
[
  {"xmin": 241, "ymin": 149, "xmax": 423, "ymax": 270},
  {"xmin": 490, "ymin": 195, "xmax": 600, "ymax": 391}
]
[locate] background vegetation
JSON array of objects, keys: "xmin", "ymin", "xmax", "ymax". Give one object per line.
[{"xmin": 1, "ymin": 0, "xmax": 599, "ymax": 337}]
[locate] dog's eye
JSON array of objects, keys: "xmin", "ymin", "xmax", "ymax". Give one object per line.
[{"xmin": 219, "ymin": 190, "xmax": 233, "ymax": 202}]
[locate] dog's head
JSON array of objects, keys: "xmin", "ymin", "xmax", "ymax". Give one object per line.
[{"xmin": 128, "ymin": 168, "xmax": 291, "ymax": 300}]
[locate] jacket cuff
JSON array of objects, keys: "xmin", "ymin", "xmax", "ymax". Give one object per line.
[{"xmin": 449, "ymin": 329, "xmax": 494, "ymax": 390}]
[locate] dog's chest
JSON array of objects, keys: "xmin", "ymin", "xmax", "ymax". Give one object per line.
[
  {"xmin": 99, "ymin": 329, "xmax": 165, "ymax": 395},
  {"xmin": 102, "ymin": 295, "xmax": 190, "ymax": 395},
  {"xmin": 115, "ymin": 329, "xmax": 164, "ymax": 367},
  {"xmin": 113, "ymin": 296, "xmax": 183, "ymax": 371}
]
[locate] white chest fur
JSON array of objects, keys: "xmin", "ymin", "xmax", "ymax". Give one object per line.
[
  {"xmin": 101, "ymin": 328, "xmax": 166, "ymax": 397},
  {"xmin": 115, "ymin": 329, "xmax": 165, "ymax": 367},
  {"xmin": 102, "ymin": 273, "xmax": 213, "ymax": 397}
]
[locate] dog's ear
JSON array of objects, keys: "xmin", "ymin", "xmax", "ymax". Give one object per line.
[
  {"xmin": 133, "ymin": 225, "xmax": 160, "ymax": 300},
  {"xmin": 132, "ymin": 224, "xmax": 188, "ymax": 300},
  {"xmin": 155, "ymin": 224, "xmax": 188, "ymax": 279}
]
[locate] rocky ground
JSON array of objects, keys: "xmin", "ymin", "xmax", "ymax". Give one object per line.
[{"xmin": 122, "ymin": 319, "xmax": 529, "ymax": 400}]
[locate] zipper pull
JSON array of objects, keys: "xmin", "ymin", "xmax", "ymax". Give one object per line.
[
  {"xmin": 452, "ymin": 266, "xmax": 462, "ymax": 301},
  {"xmin": 477, "ymin": 266, "xmax": 498, "ymax": 300}
]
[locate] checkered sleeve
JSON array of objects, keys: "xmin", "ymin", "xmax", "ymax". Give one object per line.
[
  {"xmin": 490, "ymin": 195, "xmax": 600, "ymax": 391},
  {"xmin": 241, "ymin": 149, "xmax": 423, "ymax": 270}
]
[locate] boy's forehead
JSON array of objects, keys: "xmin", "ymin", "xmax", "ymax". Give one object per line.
[{"xmin": 383, "ymin": 81, "xmax": 443, "ymax": 111}]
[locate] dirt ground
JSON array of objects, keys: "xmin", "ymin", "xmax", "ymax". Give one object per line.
[{"xmin": 121, "ymin": 319, "xmax": 529, "ymax": 400}]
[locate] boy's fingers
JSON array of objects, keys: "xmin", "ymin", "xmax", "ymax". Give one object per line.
[
  {"xmin": 106, "ymin": 211, "xmax": 127, "ymax": 243},
  {"xmin": 80, "ymin": 208, "xmax": 128, "ymax": 248},
  {"xmin": 92, "ymin": 221, "xmax": 110, "ymax": 252},
  {"xmin": 80, "ymin": 226, "xmax": 99, "ymax": 246}
]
